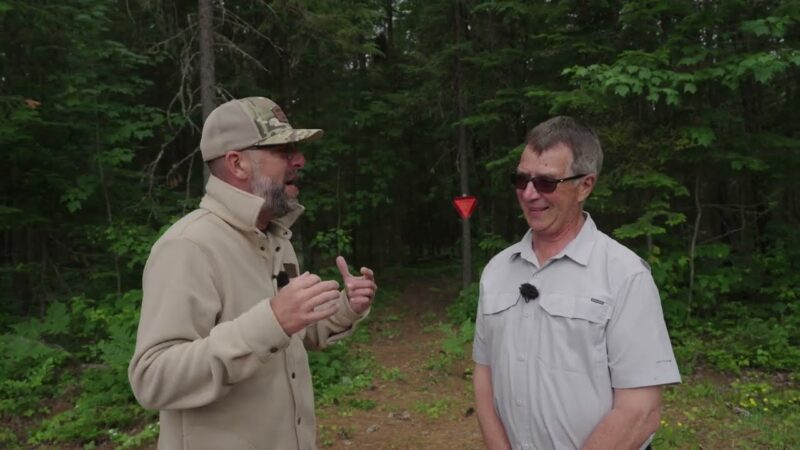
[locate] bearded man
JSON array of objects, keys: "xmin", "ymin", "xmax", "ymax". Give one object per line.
[{"xmin": 129, "ymin": 97, "xmax": 377, "ymax": 450}]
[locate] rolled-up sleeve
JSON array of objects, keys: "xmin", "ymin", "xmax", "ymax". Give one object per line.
[
  {"xmin": 472, "ymin": 282, "xmax": 490, "ymax": 366},
  {"xmin": 606, "ymin": 271, "xmax": 681, "ymax": 388}
]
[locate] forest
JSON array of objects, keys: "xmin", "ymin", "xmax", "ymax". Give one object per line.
[{"xmin": 1, "ymin": 0, "xmax": 799, "ymax": 448}]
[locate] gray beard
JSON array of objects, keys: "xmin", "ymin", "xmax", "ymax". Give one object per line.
[{"xmin": 250, "ymin": 173, "xmax": 296, "ymax": 218}]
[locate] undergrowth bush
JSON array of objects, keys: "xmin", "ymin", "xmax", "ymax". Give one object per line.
[
  {"xmin": 688, "ymin": 303, "xmax": 800, "ymax": 373},
  {"xmin": 652, "ymin": 230, "xmax": 800, "ymax": 375},
  {"xmin": 0, "ymin": 334, "xmax": 69, "ymax": 418},
  {"xmin": 310, "ymin": 338, "xmax": 374, "ymax": 406},
  {"xmin": 1, "ymin": 290, "xmax": 149, "ymax": 447},
  {"xmin": 31, "ymin": 290, "xmax": 148, "ymax": 445},
  {"xmin": 426, "ymin": 320, "xmax": 475, "ymax": 372},
  {"xmin": 422, "ymin": 282, "xmax": 480, "ymax": 373},
  {"xmin": 309, "ymin": 297, "xmax": 383, "ymax": 407},
  {"xmin": 447, "ymin": 281, "xmax": 478, "ymax": 325}
]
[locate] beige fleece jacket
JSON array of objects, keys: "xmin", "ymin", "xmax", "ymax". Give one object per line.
[{"xmin": 129, "ymin": 175, "xmax": 367, "ymax": 450}]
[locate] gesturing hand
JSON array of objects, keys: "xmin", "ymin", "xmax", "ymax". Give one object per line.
[
  {"xmin": 336, "ymin": 256, "xmax": 377, "ymax": 315},
  {"xmin": 271, "ymin": 272, "xmax": 341, "ymax": 335}
]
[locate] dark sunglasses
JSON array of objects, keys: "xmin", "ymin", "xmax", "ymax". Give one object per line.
[
  {"xmin": 252, "ymin": 144, "xmax": 299, "ymax": 153},
  {"xmin": 510, "ymin": 172, "xmax": 587, "ymax": 193}
]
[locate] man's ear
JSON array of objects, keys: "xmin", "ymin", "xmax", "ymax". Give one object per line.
[
  {"xmin": 223, "ymin": 150, "xmax": 251, "ymax": 180},
  {"xmin": 577, "ymin": 173, "xmax": 596, "ymax": 202}
]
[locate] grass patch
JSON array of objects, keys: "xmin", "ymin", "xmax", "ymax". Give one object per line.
[
  {"xmin": 319, "ymin": 424, "xmax": 353, "ymax": 447},
  {"xmin": 655, "ymin": 371, "xmax": 800, "ymax": 448},
  {"xmin": 413, "ymin": 398, "xmax": 452, "ymax": 419},
  {"xmin": 381, "ymin": 367, "xmax": 407, "ymax": 382}
]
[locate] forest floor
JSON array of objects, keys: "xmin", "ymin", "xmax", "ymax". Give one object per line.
[{"xmin": 315, "ymin": 275, "xmax": 484, "ymax": 449}]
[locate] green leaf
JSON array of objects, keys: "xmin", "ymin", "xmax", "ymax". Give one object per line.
[
  {"xmin": 740, "ymin": 20, "xmax": 771, "ymax": 37},
  {"xmin": 619, "ymin": 171, "xmax": 689, "ymax": 197},
  {"xmin": 453, "ymin": 113, "xmax": 502, "ymax": 127},
  {"xmin": 664, "ymin": 88, "xmax": 679, "ymax": 105},
  {"xmin": 682, "ymin": 127, "xmax": 716, "ymax": 148},
  {"xmin": 678, "ymin": 52, "xmax": 706, "ymax": 67},
  {"xmin": 43, "ymin": 302, "xmax": 70, "ymax": 335},
  {"xmin": 613, "ymin": 221, "xmax": 666, "ymax": 240},
  {"xmin": 740, "ymin": 17, "xmax": 791, "ymax": 38},
  {"xmin": 96, "ymin": 148, "xmax": 134, "ymax": 167},
  {"xmin": 727, "ymin": 154, "xmax": 769, "ymax": 172},
  {"xmin": 789, "ymin": 50, "xmax": 800, "ymax": 66}
]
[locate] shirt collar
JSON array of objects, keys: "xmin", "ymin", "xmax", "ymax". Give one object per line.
[
  {"xmin": 509, "ymin": 230, "xmax": 538, "ymax": 266},
  {"xmin": 508, "ymin": 212, "xmax": 597, "ymax": 267},
  {"xmin": 200, "ymin": 175, "xmax": 304, "ymax": 236},
  {"xmin": 558, "ymin": 212, "xmax": 596, "ymax": 266}
]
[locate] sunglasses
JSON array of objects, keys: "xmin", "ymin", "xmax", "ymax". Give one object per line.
[
  {"xmin": 510, "ymin": 172, "xmax": 587, "ymax": 193},
  {"xmin": 251, "ymin": 144, "xmax": 299, "ymax": 153}
]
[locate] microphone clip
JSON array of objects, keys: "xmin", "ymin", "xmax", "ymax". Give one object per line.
[
  {"xmin": 519, "ymin": 283, "xmax": 539, "ymax": 303},
  {"xmin": 274, "ymin": 271, "xmax": 289, "ymax": 289}
]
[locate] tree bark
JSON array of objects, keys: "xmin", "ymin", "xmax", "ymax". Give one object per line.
[
  {"xmin": 455, "ymin": 0, "xmax": 471, "ymax": 288},
  {"xmin": 385, "ymin": 0, "xmax": 394, "ymax": 62},
  {"xmin": 198, "ymin": 0, "xmax": 216, "ymax": 183}
]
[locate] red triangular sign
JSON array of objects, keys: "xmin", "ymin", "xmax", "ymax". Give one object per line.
[{"xmin": 453, "ymin": 195, "xmax": 477, "ymax": 219}]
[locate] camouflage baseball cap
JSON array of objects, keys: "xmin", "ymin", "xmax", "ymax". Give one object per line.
[{"xmin": 200, "ymin": 96, "xmax": 323, "ymax": 161}]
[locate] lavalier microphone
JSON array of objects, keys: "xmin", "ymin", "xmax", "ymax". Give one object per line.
[{"xmin": 519, "ymin": 283, "xmax": 539, "ymax": 303}]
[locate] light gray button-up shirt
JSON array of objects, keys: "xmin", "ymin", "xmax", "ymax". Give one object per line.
[{"xmin": 473, "ymin": 214, "xmax": 681, "ymax": 450}]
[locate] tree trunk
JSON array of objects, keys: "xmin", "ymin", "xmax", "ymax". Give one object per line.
[
  {"xmin": 455, "ymin": 0, "xmax": 471, "ymax": 288},
  {"xmin": 385, "ymin": 0, "xmax": 394, "ymax": 62},
  {"xmin": 198, "ymin": 0, "xmax": 216, "ymax": 183}
]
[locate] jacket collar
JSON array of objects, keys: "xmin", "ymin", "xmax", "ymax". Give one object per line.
[{"xmin": 200, "ymin": 175, "xmax": 304, "ymax": 236}]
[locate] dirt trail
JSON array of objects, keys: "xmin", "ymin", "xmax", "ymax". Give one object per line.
[{"xmin": 316, "ymin": 276, "xmax": 484, "ymax": 449}]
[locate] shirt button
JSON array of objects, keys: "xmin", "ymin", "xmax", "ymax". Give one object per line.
[
  {"xmin": 516, "ymin": 399, "xmax": 523, "ymax": 406},
  {"xmin": 523, "ymin": 312, "xmax": 530, "ymax": 318},
  {"xmin": 297, "ymin": 417, "xmax": 301, "ymax": 425},
  {"xmin": 291, "ymin": 372, "xmax": 296, "ymax": 379},
  {"xmin": 517, "ymin": 355, "xmax": 525, "ymax": 361},
  {"xmin": 276, "ymin": 246, "xmax": 281, "ymax": 252},
  {"xmin": 260, "ymin": 246, "xmax": 265, "ymax": 251},
  {"xmin": 269, "ymin": 347, "xmax": 278, "ymax": 353}
]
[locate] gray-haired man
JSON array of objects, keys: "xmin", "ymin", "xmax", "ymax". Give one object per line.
[{"xmin": 473, "ymin": 116, "xmax": 680, "ymax": 450}]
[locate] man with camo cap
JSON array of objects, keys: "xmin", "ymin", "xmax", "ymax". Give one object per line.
[{"xmin": 129, "ymin": 97, "xmax": 377, "ymax": 450}]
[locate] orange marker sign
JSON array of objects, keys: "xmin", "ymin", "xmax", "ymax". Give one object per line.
[{"xmin": 453, "ymin": 195, "xmax": 477, "ymax": 219}]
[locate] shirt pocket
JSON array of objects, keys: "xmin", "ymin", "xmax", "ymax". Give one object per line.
[
  {"xmin": 481, "ymin": 293, "xmax": 520, "ymax": 315},
  {"xmin": 534, "ymin": 293, "xmax": 610, "ymax": 373},
  {"xmin": 479, "ymin": 293, "xmax": 521, "ymax": 359}
]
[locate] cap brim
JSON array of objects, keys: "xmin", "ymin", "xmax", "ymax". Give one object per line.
[{"xmin": 255, "ymin": 128, "xmax": 324, "ymax": 146}]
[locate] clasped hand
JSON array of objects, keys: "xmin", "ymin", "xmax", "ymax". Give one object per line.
[{"xmin": 271, "ymin": 256, "xmax": 376, "ymax": 335}]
